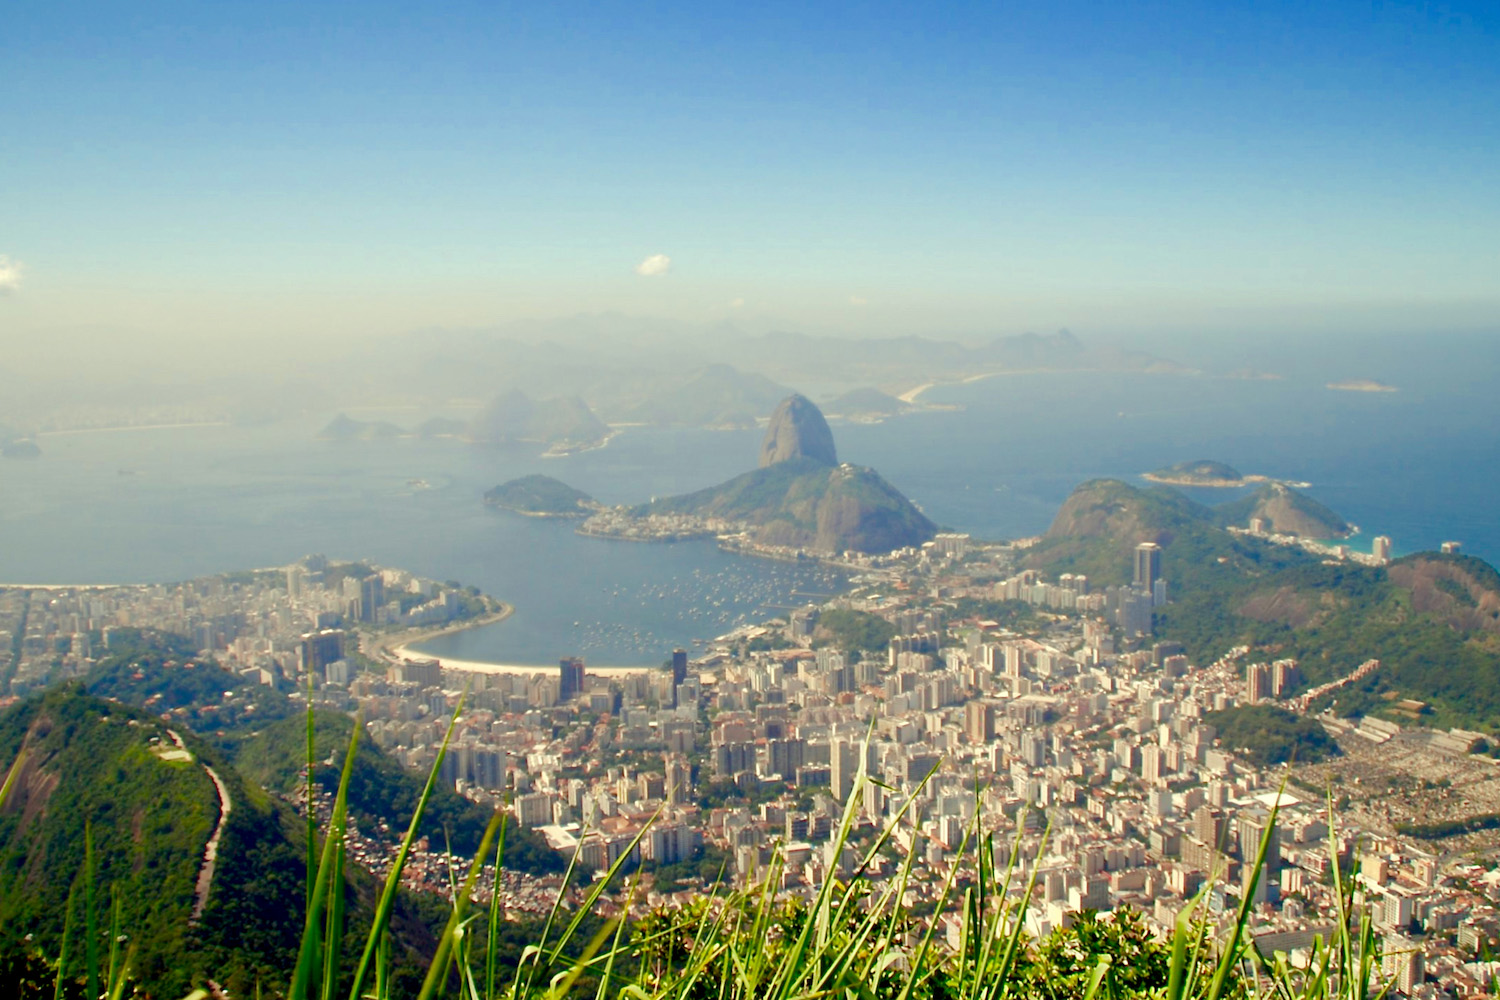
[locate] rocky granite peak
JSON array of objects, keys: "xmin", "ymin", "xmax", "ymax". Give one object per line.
[{"xmin": 758, "ymin": 394, "xmax": 838, "ymax": 468}]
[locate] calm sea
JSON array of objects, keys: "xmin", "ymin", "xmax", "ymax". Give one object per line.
[{"xmin": 1, "ymin": 333, "xmax": 1495, "ymax": 665}]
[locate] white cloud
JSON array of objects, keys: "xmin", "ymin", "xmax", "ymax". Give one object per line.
[
  {"xmin": 634, "ymin": 253, "xmax": 672, "ymax": 277},
  {"xmin": 729, "ymin": 297, "xmax": 745, "ymax": 309},
  {"xmin": 849, "ymin": 295, "xmax": 867, "ymax": 306},
  {"xmin": 0, "ymin": 256, "xmax": 22, "ymax": 294}
]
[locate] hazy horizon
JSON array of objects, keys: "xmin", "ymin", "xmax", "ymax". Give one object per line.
[{"xmin": 4, "ymin": 1, "xmax": 1498, "ymax": 364}]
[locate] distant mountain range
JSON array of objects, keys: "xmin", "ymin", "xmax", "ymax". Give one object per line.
[
  {"xmin": 328, "ymin": 318, "xmax": 1196, "ymax": 434},
  {"xmin": 467, "ymin": 389, "xmax": 610, "ymax": 448}
]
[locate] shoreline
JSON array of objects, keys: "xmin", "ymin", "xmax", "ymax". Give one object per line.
[
  {"xmin": 37, "ymin": 420, "xmax": 231, "ymax": 437},
  {"xmin": 378, "ymin": 602, "xmax": 656, "ymax": 676},
  {"xmin": 373, "ymin": 603, "xmax": 514, "ymax": 661}
]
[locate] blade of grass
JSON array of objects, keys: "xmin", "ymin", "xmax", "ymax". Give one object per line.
[
  {"xmin": 0, "ymin": 748, "xmax": 24, "ymax": 810},
  {"xmin": 347, "ymin": 686, "xmax": 471, "ymax": 1000},
  {"xmin": 486, "ymin": 809, "xmax": 508, "ymax": 1000},
  {"xmin": 289, "ymin": 714, "xmax": 361, "ymax": 1000},
  {"xmin": 1204, "ymin": 787, "xmax": 1284, "ymax": 1000},
  {"xmin": 306, "ymin": 675, "xmax": 317, "ymax": 912},
  {"xmin": 417, "ymin": 809, "xmax": 506, "ymax": 1000},
  {"xmin": 85, "ymin": 821, "xmax": 99, "ymax": 1000},
  {"xmin": 54, "ymin": 884, "xmax": 76, "ymax": 1000}
]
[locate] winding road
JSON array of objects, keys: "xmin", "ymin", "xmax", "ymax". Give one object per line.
[{"xmin": 165, "ymin": 728, "xmax": 233, "ymax": 925}]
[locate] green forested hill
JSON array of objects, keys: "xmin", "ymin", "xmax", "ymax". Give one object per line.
[
  {"xmin": 1034, "ymin": 480, "xmax": 1500, "ymax": 732},
  {"xmin": 84, "ymin": 628, "xmax": 296, "ymax": 734},
  {"xmin": 0, "ymin": 687, "xmax": 262, "ymax": 995},
  {"xmin": 638, "ymin": 458, "xmax": 937, "ymax": 554},
  {"xmin": 0, "ymin": 688, "xmax": 451, "ymax": 998},
  {"xmin": 232, "ymin": 711, "xmax": 563, "ymax": 873}
]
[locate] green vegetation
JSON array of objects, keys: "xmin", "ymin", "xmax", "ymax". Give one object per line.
[
  {"xmin": 1436, "ymin": 577, "xmax": 1479, "ymax": 607},
  {"xmin": 951, "ymin": 597, "xmax": 1042, "ymax": 630},
  {"xmin": 1396, "ymin": 812, "xmax": 1500, "ymax": 840},
  {"xmin": 2, "ymin": 680, "xmax": 1392, "ymax": 1000},
  {"xmin": 0, "ymin": 687, "xmax": 217, "ymax": 995},
  {"xmin": 231, "ymin": 712, "xmax": 563, "ymax": 873},
  {"xmin": 85, "ymin": 628, "xmax": 296, "ymax": 732},
  {"xmin": 814, "ymin": 608, "xmax": 898, "ymax": 652},
  {"xmin": 642, "ymin": 844, "xmax": 732, "ymax": 892},
  {"xmin": 484, "ymin": 474, "xmax": 599, "ymax": 516},
  {"xmin": 1215, "ymin": 484, "xmax": 1350, "ymax": 538},
  {"xmin": 640, "ymin": 457, "xmax": 937, "ymax": 554},
  {"xmin": 1147, "ymin": 460, "xmax": 1243, "ymax": 483},
  {"xmin": 1205, "ymin": 704, "xmax": 1339, "ymax": 766},
  {"xmin": 1035, "ymin": 479, "xmax": 1500, "ymax": 730}
]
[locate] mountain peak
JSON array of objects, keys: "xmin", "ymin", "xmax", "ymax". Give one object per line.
[{"xmin": 758, "ymin": 394, "xmax": 838, "ymax": 468}]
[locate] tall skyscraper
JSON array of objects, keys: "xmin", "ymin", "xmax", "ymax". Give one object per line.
[
  {"xmin": 560, "ymin": 656, "xmax": 586, "ymax": 701},
  {"xmin": 1372, "ymin": 536, "xmax": 1392, "ymax": 564},
  {"xmin": 1246, "ymin": 662, "xmax": 1272, "ymax": 704},
  {"xmin": 1134, "ymin": 542, "xmax": 1162, "ymax": 591},
  {"xmin": 831, "ymin": 739, "xmax": 871, "ymax": 803},
  {"xmin": 299, "ymin": 629, "xmax": 346, "ymax": 677},
  {"xmin": 359, "ymin": 574, "xmax": 385, "ymax": 623},
  {"xmin": 669, "ymin": 648, "xmax": 688, "ymax": 706},
  {"xmin": 664, "ymin": 754, "xmax": 692, "ymax": 806}
]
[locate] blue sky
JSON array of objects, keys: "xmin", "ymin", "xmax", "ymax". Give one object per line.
[{"xmin": 2, "ymin": 0, "xmax": 1497, "ymax": 345}]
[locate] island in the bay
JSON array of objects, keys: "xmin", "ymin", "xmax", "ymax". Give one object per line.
[
  {"xmin": 573, "ymin": 394, "xmax": 938, "ymax": 555},
  {"xmin": 1143, "ymin": 459, "xmax": 1251, "ymax": 487},
  {"xmin": 484, "ymin": 474, "xmax": 602, "ymax": 517}
]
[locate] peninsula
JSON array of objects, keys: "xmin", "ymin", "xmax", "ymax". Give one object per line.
[{"xmin": 576, "ymin": 395, "xmax": 937, "ymax": 555}]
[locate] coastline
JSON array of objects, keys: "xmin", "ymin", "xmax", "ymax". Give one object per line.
[
  {"xmin": 372, "ymin": 603, "xmax": 513, "ymax": 663},
  {"xmin": 37, "ymin": 420, "xmax": 232, "ymax": 437},
  {"xmin": 377, "ymin": 602, "xmax": 655, "ymax": 676}
]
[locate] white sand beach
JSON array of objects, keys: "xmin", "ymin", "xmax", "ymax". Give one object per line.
[{"xmin": 390, "ymin": 645, "xmax": 655, "ymax": 676}]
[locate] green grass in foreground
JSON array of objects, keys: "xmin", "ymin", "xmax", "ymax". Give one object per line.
[{"xmin": 3, "ymin": 698, "xmax": 1395, "ymax": 1000}]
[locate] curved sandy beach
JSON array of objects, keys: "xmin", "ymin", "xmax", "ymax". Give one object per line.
[
  {"xmin": 388, "ymin": 646, "xmax": 656, "ymax": 677},
  {"xmin": 379, "ymin": 602, "xmax": 656, "ymax": 676}
]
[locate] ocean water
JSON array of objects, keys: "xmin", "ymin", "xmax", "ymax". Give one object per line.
[{"xmin": 1, "ymin": 333, "xmax": 1496, "ymax": 665}]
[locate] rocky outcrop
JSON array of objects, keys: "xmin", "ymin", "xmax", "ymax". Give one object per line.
[
  {"xmin": 632, "ymin": 395, "xmax": 934, "ymax": 554},
  {"xmin": 758, "ymin": 394, "xmax": 838, "ymax": 468},
  {"xmin": 640, "ymin": 459, "xmax": 936, "ymax": 555}
]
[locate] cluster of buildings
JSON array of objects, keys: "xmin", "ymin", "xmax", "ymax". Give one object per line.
[
  {"xmin": 12, "ymin": 529, "xmax": 1500, "ymax": 999},
  {"xmin": 0, "ymin": 556, "xmax": 491, "ymax": 700},
  {"xmin": 306, "ymin": 537, "xmax": 1489, "ymax": 999}
]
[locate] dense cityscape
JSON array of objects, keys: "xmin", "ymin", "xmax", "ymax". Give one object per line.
[{"xmin": 7, "ymin": 522, "xmax": 1500, "ymax": 999}]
